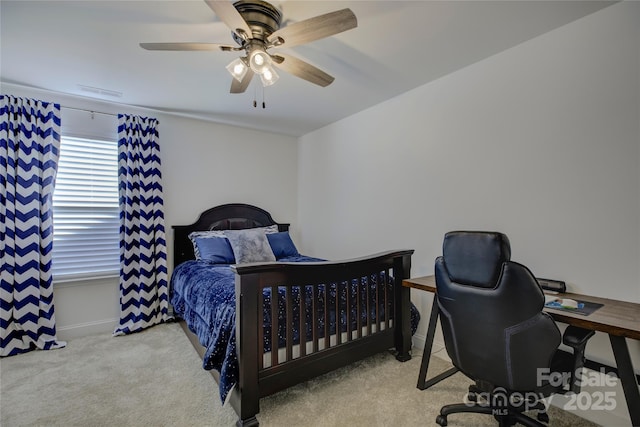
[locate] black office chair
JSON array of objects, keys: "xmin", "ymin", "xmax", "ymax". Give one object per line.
[{"xmin": 434, "ymin": 231, "xmax": 594, "ymax": 427}]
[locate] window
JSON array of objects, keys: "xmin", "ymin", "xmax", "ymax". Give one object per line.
[{"xmin": 52, "ymin": 136, "xmax": 120, "ymax": 281}]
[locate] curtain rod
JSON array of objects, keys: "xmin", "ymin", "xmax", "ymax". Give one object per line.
[
  {"xmin": 61, "ymin": 106, "xmax": 159, "ymax": 123},
  {"xmin": 61, "ymin": 106, "xmax": 117, "ymax": 118}
]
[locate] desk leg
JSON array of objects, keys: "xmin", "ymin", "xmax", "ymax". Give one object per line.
[
  {"xmin": 417, "ymin": 294, "xmax": 458, "ymax": 390},
  {"xmin": 609, "ymin": 335, "xmax": 640, "ymax": 426}
]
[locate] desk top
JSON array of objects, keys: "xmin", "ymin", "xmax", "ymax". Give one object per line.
[{"xmin": 403, "ymin": 276, "xmax": 640, "ymax": 341}]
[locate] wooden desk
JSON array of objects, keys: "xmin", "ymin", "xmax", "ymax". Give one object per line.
[{"xmin": 404, "ymin": 275, "xmax": 640, "ymax": 426}]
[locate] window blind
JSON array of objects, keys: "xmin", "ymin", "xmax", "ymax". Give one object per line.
[{"xmin": 52, "ymin": 136, "xmax": 120, "ymax": 281}]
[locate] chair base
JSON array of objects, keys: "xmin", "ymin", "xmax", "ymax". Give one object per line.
[{"xmin": 436, "ymin": 401, "xmax": 548, "ymax": 427}]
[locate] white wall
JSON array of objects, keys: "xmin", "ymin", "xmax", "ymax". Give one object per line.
[
  {"xmin": 298, "ymin": 2, "xmax": 638, "ymax": 424},
  {"xmin": 2, "ymin": 83, "xmax": 299, "ymax": 339}
]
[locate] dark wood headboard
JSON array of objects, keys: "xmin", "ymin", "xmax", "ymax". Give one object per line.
[{"xmin": 172, "ymin": 203, "xmax": 289, "ymax": 267}]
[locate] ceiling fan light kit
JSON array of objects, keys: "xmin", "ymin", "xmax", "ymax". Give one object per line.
[{"xmin": 140, "ymin": 0, "xmax": 357, "ymax": 94}]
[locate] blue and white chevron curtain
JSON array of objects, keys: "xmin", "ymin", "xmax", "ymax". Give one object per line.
[
  {"xmin": 0, "ymin": 95, "xmax": 66, "ymax": 356},
  {"xmin": 113, "ymin": 114, "xmax": 170, "ymax": 336}
]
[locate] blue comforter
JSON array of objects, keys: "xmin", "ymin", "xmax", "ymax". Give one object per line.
[{"xmin": 170, "ymin": 256, "xmax": 420, "ymax": 403}]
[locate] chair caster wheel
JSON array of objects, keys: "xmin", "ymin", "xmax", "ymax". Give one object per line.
[
  {"xmin": 436, "ymin": 415, "xmax": 448, "ymax": 426},
  {"xmin": 537, "ymin": 411, "xmax": 549, "ymax": 423}
]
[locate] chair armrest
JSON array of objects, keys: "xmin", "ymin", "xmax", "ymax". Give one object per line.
[
  {"xmin": 562, "ymin": 326, "xmax": 595, "ymax": 393},
  {"xmin": 562, "ymin": 326, "xmax": 595, "ymax": 349}
]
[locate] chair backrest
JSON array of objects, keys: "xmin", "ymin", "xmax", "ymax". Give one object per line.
[{"xmin": 435, "ymin": 231, "xmax": 561, "ymax": 392}]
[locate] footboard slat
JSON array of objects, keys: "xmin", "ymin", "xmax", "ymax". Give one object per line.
[
  {"xmin": 384, "ymin": 268, "xmax": 391, "ymax": 330},
  {"xmin": 259, "ymin": 291, "xmax": 265, "ymax": 371},
  {"xmin": 357, "ymin": 277, "xmax": 363, "ymax": 339},
  {"xmin": 285, "ymin": 286, "xmax": 293, "ymax": 362},
  {"xmin": 375, "ymin": 272, "xmax": 381, "ymax": 333},
  {"xmin": 323, "ymin": 283, "xmax": 330, "ymax": 350},
  {"xmin": 312, "ymin": 285, "xmax": 319, "ymax": 353},
  {"xmin": 299, "ymin": 286, "xmax": 307, "ymax": 358},
  {"xmin": 335, "ymin": 281, "xmax": 342, "ymax": 346},
  {"xmin": 366, "ymin": 277, "xmax": 372, "ymax": 336},
  {"xmin": 346, "ymin": 280, "xmax": 352, "ymax": 342},
  {"xmin": 270, "ymin": 285, "xmax": 278, "ymax": 368}
]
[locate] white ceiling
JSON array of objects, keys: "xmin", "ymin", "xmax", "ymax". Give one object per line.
[{"xmin": 1, "ymin": 0, "xmax": 614, "ymax": 137}]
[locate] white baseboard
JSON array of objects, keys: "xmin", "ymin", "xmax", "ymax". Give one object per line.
[
  {"xmin": 57, "ymin": 318, "xmax": 118, "ymax": 340},
  {"xmin": 412, "ymin": 331, "xmax": 427, "ymax": 351},
  {"xmin": 412, "ymin": 332, "xmax": 448, "ymax": 360}
]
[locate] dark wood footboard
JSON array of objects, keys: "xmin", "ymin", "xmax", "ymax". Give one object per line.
[{"xmin": 230, "ymin": 249, "xmax": 414, "ymax": 426}]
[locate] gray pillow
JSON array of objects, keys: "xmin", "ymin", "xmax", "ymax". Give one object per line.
[{"xmin": 223, "ymin": 228, "xmax": 276, "ymax": 264}]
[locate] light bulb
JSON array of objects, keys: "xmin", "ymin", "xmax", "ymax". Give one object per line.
[
  {"xmin": 233, "ymin": 63, "xmax": 245, "ymax": 75},
  {"xmin": 249, "ymin": 49, "xmax": 271, "ymax": 75},
  {"xmin": 259, "ymin": 65, "xmax": 279, "ymax": 87},
  {"xmin": 226, "ymin": 57, "xmax": 248, "ymax": 82}
]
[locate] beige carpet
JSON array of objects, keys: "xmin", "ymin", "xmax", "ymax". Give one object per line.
[{"xmin": 1, "ymin": 323, "xmax": 598, "ymax": 426}]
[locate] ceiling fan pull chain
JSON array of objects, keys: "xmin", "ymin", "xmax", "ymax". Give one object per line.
[
  {"xmin": 253, "ymin": 85, "xmax": 257, "ymax": 108},
  {"xmin": 262, "ymin": 87, "xmax": 266, "ymax": 109}
]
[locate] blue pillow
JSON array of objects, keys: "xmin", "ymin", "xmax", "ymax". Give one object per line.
[
  {"xmin": 194, "ymin": 237, "xmax": 236, "ymax": 264},
  {"xmin": 266, "ymin": 231, "xmax": 300, "ymax": 259},
  {"xmin": 189, "ymin": 230, "xmax": 226, "ymax": 259}
]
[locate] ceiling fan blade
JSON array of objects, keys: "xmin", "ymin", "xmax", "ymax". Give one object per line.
[
  {"xmin": 268, "ymin": 8, "xmax": 357, "ymax": 48},
  {"xmin": 230, "ymin": 69, "xmax": 255, "ymax": 93},
  {"xmin": 140, "ymin": 42, "xmax": 235, "ymax": 51},
  {"xmin": 272, "ymin": 54, "xmax": 334, "ymax": 87},
  {"xmin": 204, "ymin": 0, "xmax": 252, "ymax": 41}
]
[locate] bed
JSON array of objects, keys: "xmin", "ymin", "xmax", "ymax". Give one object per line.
[{"xmin": 170, "ymin": 203, "xmax": 419, "ymax": 426}]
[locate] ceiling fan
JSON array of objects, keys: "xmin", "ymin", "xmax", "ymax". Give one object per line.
[{"xmin": 140, "ymin": 0, "xmax": 357, "ymax": 93}]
